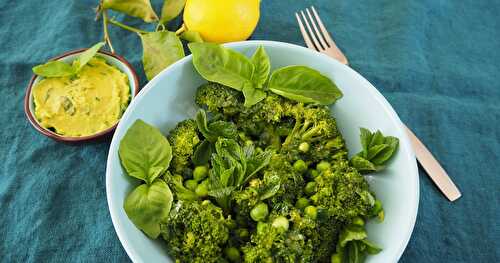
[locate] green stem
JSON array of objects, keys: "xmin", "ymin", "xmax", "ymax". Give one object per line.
[
  {"xmin": 175, "ymin": 23, "xmax": 187, "ymax": 35},
  {"xmin": 108, "ymin": 18, "xmax": 148, "ymax": 34},
  {"xmin": 102, "ymin": 10, "xmax": 115, "ymax": 53}
]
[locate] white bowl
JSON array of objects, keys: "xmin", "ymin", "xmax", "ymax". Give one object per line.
[{"xmin": 106, "ymin": 41, "xmax": 419, "ymax": 263}]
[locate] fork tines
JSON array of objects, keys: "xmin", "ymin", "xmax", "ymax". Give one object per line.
[{"xmin": 296, "ymin": 6, "xmax": 335, "ymax": 51}]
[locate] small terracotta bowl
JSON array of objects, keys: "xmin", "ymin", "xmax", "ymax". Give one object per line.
[{"xmin": 24, "ymin": 49, "xmax": 139, "ymax": 143}]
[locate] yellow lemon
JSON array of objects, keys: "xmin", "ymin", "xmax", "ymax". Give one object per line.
[{"xmin": 184, "ymin": 0, "xmax": 260, "ymax": 43}]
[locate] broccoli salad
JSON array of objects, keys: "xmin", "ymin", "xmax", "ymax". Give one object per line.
[{"xmin": 117, "ymin": 43, "xmax": 398, "ymax": 263}]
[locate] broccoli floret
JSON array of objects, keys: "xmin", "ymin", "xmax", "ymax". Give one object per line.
[
  {"xmin": 195, "ymin": 82, "xmax": 244, "ymax": 115},
  {"xmin": 310, "ymin": 160, "xmax": 374, "ymax": 222},
  {"xmin": 161, "ymin": 200, "xmax": 230, "ymax": 263},
  {"xmin": 241, "ymin": 221, "xmax": 315, "ymax": 263},
  {"xmin": 280, "ymin": 104, "xmax": 345, "ymax": 162},
  {"xmin": 265, "ymin": 154, "xmax": 305, "ymax": 214},
  {"xmin": 168, "ymin": 119, "xmax": 200, "ymax": 174}
]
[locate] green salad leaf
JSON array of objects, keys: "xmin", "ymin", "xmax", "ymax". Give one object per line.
[
  {"xmin": 160, "ymin": 0, "xmax": 186, "ymax": 24},
  {"xmin": 188, "ymin": 42, "xmax": 254, "ymax": 91},
  {"xmin": 250, "ymin": 46, "xmax": 271, "ymax": 89},
  {"xmin": 32, "ymin": 61, "xmax": 75, "ymax": 78},
  {"xmin": 119, "ymin": 119, "xmax": 172, "ymax": 184},
  {"xmin": 268, "ymin": 65, "xmax": 343, "ymax": 105},
  {"xmin": 32, "ymin": 42, "xmax": 105, "ymax": 78},
  {"xmin": 140, "ymin": 31, "xmax": 185, "ymax": 80},
  {"xmin": 351, "ymin": 128, "xmax": 399, "ymax": 174},
  {"xmin": 123, "ymin": 179, "xmax": 173, "ymax": 238},
  {"xmin": 102, "ymin": 0, "xmax": 158, "ymax": 22}
]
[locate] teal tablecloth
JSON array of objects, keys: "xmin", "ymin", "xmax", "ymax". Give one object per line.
[{"xmin": 1, "ymin": 0, "xmax": 498, "ymax": 262}]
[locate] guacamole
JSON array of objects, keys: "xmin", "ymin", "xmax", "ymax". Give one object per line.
[{"xmin": 32, "ymin": 57, "xmax": 130, "ymax": 136}]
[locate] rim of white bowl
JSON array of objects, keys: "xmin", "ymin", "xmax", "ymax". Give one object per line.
[{"xmin": 106, "ymin": 40, "xmax": 419, "ymax": 263}]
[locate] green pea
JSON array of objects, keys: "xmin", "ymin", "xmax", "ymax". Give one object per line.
[
  {"xmin": 193, "ymin": 165, "xmax": 208, "ymax": 181},
  {"xmin": 304, "ymin": 182, "xmax": 316, "ymax": 195},
  {"xmin": 201, "ymin": 199, "xmax": 211, "ymax": 206},
  {"xmin": 331, "ymin": 253, "xmax": 342, "ymax": 263},
  {"xmin": 172, "ymin": 174, "xmax": 183, "ymax": 182},
  {"xmin": 224, "ymin": 247, "xmax": 241, "ymax": 262},
  {"xmin": 185, "ymin": 179, "xmax": 198, "ymax": 191},
  {"xmin": 272, "ymin": 216, "xmax": 289, "ymax": 232},
  {"xmin": 352, "ymin": 217, "xmax": 365, "ymax": 226},
  {"xmin": 256, "ymin": 222, "xmax": 268, "ymax": 234},
  {"xmin": 299, "ymin": 142, "xmax": 310, "ymax": 152},
  {"xmin": 304, "ymin": 205, "xmax": 317, "ymax": 219},
  {"xmin": 225, "ymin": 219, "xmax": 237, "ymax": 230},
  {"xmin": 295, "ymin": 197, "xmax": 309, "ymax": 209},
  {"xmin": 237, "ymin": 228, "xmax": 249, "ymax": 239},
  {"xmin": 316, "ymin": 161, "xmax": 331, "ymax": 171},
  {"xmin": 250, "ymin": 202, "xmax": 269, "ymax": 222},
  {"xmin": 195, "ymin": 183, "xmax": 208, "ymax": 197},
  {"xmin": 293, "ymin": 159, "xmax": 307, "ymax": 173},
  {"xmin": 309, "ymin": 169, "xmax": 319, "ymax": 178},
  {"xmin": 310, "ymin": 193, "xmax": 319, "ymax": 203}
]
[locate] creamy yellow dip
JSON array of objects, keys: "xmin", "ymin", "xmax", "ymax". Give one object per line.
[{"xmin": 32, "ymin": 57, "xmax": 130, "ymax": 136}]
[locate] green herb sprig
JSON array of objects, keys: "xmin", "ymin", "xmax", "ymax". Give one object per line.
[{"xmin": 350, "ymin": 128, "xmax": 399, "ymax": 174}]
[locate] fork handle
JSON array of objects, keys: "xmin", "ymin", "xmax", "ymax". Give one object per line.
[{"xmin": 404, "ymin": 124, "xmax": 461, "ymax": 201}]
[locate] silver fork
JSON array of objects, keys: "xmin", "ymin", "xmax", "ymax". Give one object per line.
[{"xmin": 296, "ymin": 6, "xmax": 461, "ymax": 201}]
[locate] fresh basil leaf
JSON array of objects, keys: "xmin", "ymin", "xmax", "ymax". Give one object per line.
[
  {"xmin": 140, "ymin": 31, "xmax": 185, "ymax": 80},
  {"xmin": 367, "ymin": 144, "xmax": 389, "ymax": 160},
  {"xmin": 160, "ymin": 0, "xmax": 186, "ymax": 24},
  {"xmin": 192, "ymin": 139, "xmax": 212, "ymax": 165},
  {"xmin": 123, "ymin": 180, "xmax": 173, "ymax": 239},
  {"xmin": 32, "ymin": 61, "xmax": 75, "ymax": 78},
  {"xmin": 371, "ymin": 136, "xmax": 399, "ymax": 165},
  {"xmin": 72, "ymin": 42, "xmax": 105, "ymax": 72},
  {"xmin": 102, "ymin": 0, "xmax": 158, "ymax": 22},
  {"xmin": 188, "ymin": 42, "xmax": 255, "ymax": 91},
  {"xmin": 369, "ymin": 130, "xmax": 384, "ymax": 148},
  {"xmin": 242, "ymin": 83, "xmax": 267, "ymax": 107},
  {"xmin": 359, "ymin": 128, "xmax": 372, "ymax": 158},
  {"xmin": 179, "ymin": 30, "xmax": 204, "ymax": 43},
  {"xmin": 346, "ymin": 241, "xmax": 365, "ymax": 263},
  {"xmin": 351, "ymin": 155, "xmax": 376, "ymax": 173},
  {"xmin": 339, "ymin": 225, "xmax": 367, "ymax": 247},
  {"xmin": 119, "ymin": 119, "xmax": 172, "ymax": 184},
  {"xmin": 360, "ymin": 239, "xmax": 382, "ymax": 254},
  {"xmin": 268, "ymin": 65, "xmax": 342, "ymax": 105},
  {"xmin": 250, "ymin": 46, "xmax": 270, "ymax": 89}
]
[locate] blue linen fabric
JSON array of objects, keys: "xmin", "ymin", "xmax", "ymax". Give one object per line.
[{"xmin": 0, "ymin": 0, "xmax": 498, "ymax": 262}]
